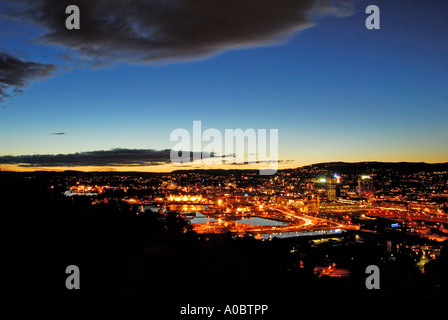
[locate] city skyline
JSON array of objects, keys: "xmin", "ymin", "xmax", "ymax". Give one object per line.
[
  {"xmin": 1, "ymin": 0, "xmax": 448, "ymax": 172},
  {"xmin": 2, "ymin": 159, "xmax": 447, "ymax": 304}
]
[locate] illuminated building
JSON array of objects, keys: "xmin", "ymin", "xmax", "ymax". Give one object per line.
[
  {"xmin": 358, "ymin": 175, "xmax": 374, "ymax": 198},
  {"xmin": 333, "ymin": 173, "xmax": 341, "ymax": 184},
  {"xmin": 167, "ymin": 194, "xmax": 203, "ymax": 202},
  {"xmin": 326, "ymin": 178, "xmax": 337, "ymax": 202},
  {"xmin": 307, "ymin": 195, "xmax": 320, "ymax": 213}
]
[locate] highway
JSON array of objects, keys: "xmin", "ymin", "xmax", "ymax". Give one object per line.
[
  {"xmin": 268, "ymin": 205, "xmax": 315, "ymax": 226},
  {"xmin": 190, "ymin": 204, "xmax": 354, "ymax": 235}
]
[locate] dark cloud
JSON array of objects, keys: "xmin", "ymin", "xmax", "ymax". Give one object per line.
[
  {"xmin": 0, "ymin": 148, "xmax": 290, "ymax": 168},
  {"xmin": 0, "ymin": 149, "xmax": 173, "ymax": 167},
  {"xmin": 226, "ymin": 159, "xmax": 294, "ymax": 165},
  {"xmin": 9, "ymin": 0, "xmax": 355, "ymax": 65},
  {"xmin": 50, "ymin": 132, "xmax": 66, "ymax": 135},
  {"xmin": 1, "ymin": 0, "xmax": 354, "ymax": 101},
  {"xmin": 0, "ymin": 52, "xmax": 57, "ymax": 102},
  {"xmin": 0, "ymin": 148, "xmax": 207, "ymax": 167}
]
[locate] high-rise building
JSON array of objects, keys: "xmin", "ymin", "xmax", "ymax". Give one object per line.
[
  {"xmin": 326, "ymin": 178, "xmax": 337, "ymax": 202},
  {"xmin": 358, "ymin": 175, "xmax": 374, "ymax": 198}
]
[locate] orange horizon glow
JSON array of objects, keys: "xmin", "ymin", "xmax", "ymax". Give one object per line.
[
  {"xmin": 1, "ymin": 158, "xmax": 447, "ymax": 173},
  {"xmin": 0, "ymin": 162, "xmax": 294, "ymax": 173}
]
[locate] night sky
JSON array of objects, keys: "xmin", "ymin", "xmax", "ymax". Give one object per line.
[{"xmin": 1, "ymin": 0, "xmax": 447, "ymax": 171}]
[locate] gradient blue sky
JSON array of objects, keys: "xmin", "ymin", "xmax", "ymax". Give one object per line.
[{"xmin": 1, "ymin": 0, "xmax": 447, "ymax": 170}]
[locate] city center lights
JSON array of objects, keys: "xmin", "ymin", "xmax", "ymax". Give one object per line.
[
  {"xmin": 167, "ymin": 194, "xmax": 204, "ymax": 203},
  {"xmin": 333, "ymin": 174, "xmax": 341, "ymax": 184},
  {"xmin": 64, "ymin": 185, "xmax": 107, "ymax": 196},
  {"xmin": 5, "ymin": 160, "xmax": 448, "ymax": 305},
  {"xmin": 131, "ymin": 173, "xmax": 361, "ymax": 237}
]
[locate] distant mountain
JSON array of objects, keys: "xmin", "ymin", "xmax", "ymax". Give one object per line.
[
  {"xmin": 290, "ymin": 161, "xmax": 448, "ymax": 174},
  {"xmin": 1, "ymin": 161, "xmax": 447, "ymax": 175}
]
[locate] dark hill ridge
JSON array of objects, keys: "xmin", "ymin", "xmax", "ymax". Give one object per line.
[
  {"xmin": 287, "ymin": 161, "xmax": 448, "ymax": 174},
  {"xmin": 1, "ymin": 161, "xmax": 447, "ymax": 175}
]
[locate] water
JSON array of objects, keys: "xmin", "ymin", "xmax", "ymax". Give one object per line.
[
  {"xmin": 186, "ymin": 213, "xmax": 286, "ymax": 227},
  {"xmin": 64, "ymin": 191, "xmax": 98, "ymax": 197},
  {"xmin": 258, "ymin": 228, "xmax": 346, "ymax": 240},
  {"xmin": 180, "ymin": 211, "xmax": 346, "ymax": 239},
  {"xmin": 237, "ymin": 217, "xmax": 286, "ymax": 226}
]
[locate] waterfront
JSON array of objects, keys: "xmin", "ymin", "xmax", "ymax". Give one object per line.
[{"xmin": 167, "ymin": 202, "xmax": 350, "ymax": 238}]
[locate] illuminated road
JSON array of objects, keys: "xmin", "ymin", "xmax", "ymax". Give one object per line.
[
  {"xmin": 189, "ymin": 203, "xmax": 354, "ymax": 235},
  {"xmin": 268, "ymin": 205, "xmax": 315, "ymax": 226},
  {"xmin": 156, "ymin": 198, "xmax": 358, "ymax": 235},
  {"xmin": 270, "ymin": 205, "xmax": 357, "ymax": 229}
]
